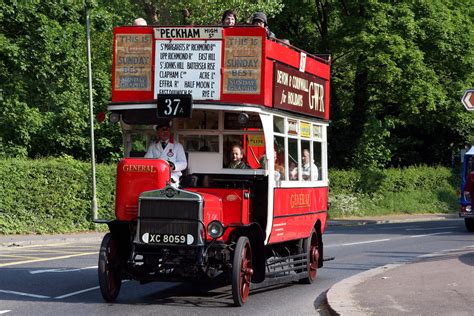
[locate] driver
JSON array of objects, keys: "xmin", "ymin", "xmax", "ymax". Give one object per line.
[{"xmin": 145, "ymin": 122, "xmax": 187, "ymax": 185}]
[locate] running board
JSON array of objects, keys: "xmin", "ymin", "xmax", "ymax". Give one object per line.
[{"xmin": 250, "ymin": 272, "xmax": 307, "ymax": 290}]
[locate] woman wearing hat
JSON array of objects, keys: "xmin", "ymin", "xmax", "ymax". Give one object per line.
[{"xmin": 144, "ymin": 122, "xmax": 187, "ymax": 185}]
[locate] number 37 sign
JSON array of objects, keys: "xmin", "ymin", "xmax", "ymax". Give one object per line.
[{"xmin": 157, "ymin": 94, "xmax": 193, "ymax": 118}]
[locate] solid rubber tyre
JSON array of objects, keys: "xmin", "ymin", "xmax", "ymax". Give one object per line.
[
  {"xmin": 465, "ymin": 218, "xmax": 474, "ymax": 232},
  {"xmin": 98, "ymin": 233, "xmax": 122, "ymax": 302},
  {"xmin": 231, "ymin": 236, "xmax": 253, "ymax": 306},
  {"xmin": 300, "ymin": 229, "xmax": 319, "ymax": 284}
]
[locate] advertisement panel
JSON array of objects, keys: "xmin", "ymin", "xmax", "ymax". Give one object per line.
[{"xmin": 273, "ymin": 63, "xmax": 327, "ymax": 119}]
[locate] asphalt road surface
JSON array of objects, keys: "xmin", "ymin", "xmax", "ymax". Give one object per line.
[{"xmin": 0, "ymin": 218, "xmax": 471, "ymax": 315}]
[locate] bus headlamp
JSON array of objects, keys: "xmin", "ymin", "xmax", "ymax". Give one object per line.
[
  {"xmin": 207, "ymin": 220, "xmax": 225, "ymax": 239},
  {"xmin": 109, "ymin": 112, "xmax": 121, "ymax": 123}
]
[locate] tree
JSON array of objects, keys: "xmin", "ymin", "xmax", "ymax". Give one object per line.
[
  {"xmin": 0, "ymin": 0, "xmax": 284, "ymax": 162},
  {"xmin": 274, "ymin": 0, "xmax": 474, "ymax": 168}
]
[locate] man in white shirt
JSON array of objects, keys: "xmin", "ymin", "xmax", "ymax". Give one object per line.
[
  {"xmin": 145, "ymin": 122, "xmax": 187, "ymax": 185},
  {"xmin": 302, "ymin": 149, "xmax": 318, "ymax": 181}
]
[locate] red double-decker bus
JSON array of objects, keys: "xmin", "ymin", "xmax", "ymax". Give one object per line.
[{"xmin": 98, "ymin": 24, "xmax": 331, "ymax": 306}]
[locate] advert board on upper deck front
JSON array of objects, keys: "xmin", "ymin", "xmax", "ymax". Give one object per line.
[{"xmin": 115, "ymin": 33, "xmax": 153, "ymax": 91}]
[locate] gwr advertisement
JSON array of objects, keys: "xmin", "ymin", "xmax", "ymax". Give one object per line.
[{"xmin": 273, "ymin": 63, "xmax": 327, "ymax": 119}]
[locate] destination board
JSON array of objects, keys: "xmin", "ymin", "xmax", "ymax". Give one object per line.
[{"xmin": 152, "ymin": 27, "xmax": 222, "ymax": 100}]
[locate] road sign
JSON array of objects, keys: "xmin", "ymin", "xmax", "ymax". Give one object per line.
[{"xmin": 462, "ymin": 89, "xmax": 474, "ymax": 111}]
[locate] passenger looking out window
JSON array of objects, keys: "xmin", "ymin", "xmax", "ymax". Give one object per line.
[
  {"xmin": 302, "ymin": 149, "xmax": 318, "ymax": 181},
  {"xmin": 289, "ymin": 160, "xmax": 298, "ymax": 180},
  {"xmin": 227, "ymin": 145, "xmax": 248, "ymax": 169}
]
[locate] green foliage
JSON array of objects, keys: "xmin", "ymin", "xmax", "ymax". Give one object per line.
[
  {"xmin": 0, "ymin": 158, "xmax": 115, "ymax": 234},
  {"xmin": 1, "ymin": 0, "xmax": 473, "ymax": 169},
  {"xmin": 274, "ymin": 0, "xmax": 474, "ymax": 168},
  {"xmin": 0, "ymin": 0, "xmax": 139, "ymax": 162},
  {"xmin": 329, "ymin": 166, "xmax": 458, "ymax": 218}
]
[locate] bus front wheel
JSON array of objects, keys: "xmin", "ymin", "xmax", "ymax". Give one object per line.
[
  {"xmin": 98, "ymin": 233, "xmax": 122, "ymax": 302},
  {"xmin": 231, "ymin": 236, "xmax": 253, "ymax": 306}
]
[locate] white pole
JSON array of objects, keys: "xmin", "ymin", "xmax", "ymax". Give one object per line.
[{"xmin": 85, "ymin": 3, "xmax": 98, "ymax": 221}]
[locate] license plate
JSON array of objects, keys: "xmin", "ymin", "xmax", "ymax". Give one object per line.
[{"xmin": 141, "ymin": 233, "xmax": 195, "ymax": 245}]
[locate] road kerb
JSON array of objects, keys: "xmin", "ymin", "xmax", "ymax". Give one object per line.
[{"xmin": 326, "ymin": 263, "xmax": 403, "ymax": 315}]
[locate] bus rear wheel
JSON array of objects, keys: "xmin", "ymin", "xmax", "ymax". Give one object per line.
[
  {"xmin": 232, "ymin": 236, "xmax": 253, "ymax": 306},
  {"xmin": 300, "ymin": 229, "xmax": 319, "ymax": 284},
  {"xmin": 98, "ymin": 233, "xmax": 122, "ymax": 302},
  {"xmin": 465, "ymin": 218, "xmax": 474, "ymax": 232}
]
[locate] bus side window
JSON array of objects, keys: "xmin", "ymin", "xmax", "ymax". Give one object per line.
[{"xmin": 313, "ymin": 141, "xmax": 322, "ymax": 180}]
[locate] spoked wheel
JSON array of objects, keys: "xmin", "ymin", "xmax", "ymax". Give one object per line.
[
  {"xmin": 300, "ymin": 229, "xmax": 319, "ymax": 284},
  {"xmin": 98, "ymin": 233, "xmax": 122, "ymax": 302},
  {"xmin": 232, "ymin": 236, "xmax": 253, "ymax": 306}
]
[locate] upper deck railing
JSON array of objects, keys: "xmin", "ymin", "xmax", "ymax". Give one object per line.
[{"xmin": 111, "ymin": 25, "xmax": 330, "ymax": 120}]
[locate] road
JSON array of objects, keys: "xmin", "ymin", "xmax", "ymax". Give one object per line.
[{"xmin": 0, "ymin": 217, "xmax": 471, "ymax": 315}]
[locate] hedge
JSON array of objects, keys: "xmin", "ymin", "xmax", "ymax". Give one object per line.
[
  {"xmin": 328, "ymin": 166, "xmax": 459, "ymax": 217},
  {"xmin": 0, "ymin": 157, "xmax": 115, "ymax": 234},
  {"xmin": 0, "ymin": 158, "xmax": 459, "ymax": 234}
]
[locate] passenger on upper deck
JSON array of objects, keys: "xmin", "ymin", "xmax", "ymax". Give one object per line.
[
  {"xmin": 222, "ymin": 9, "xmax": 237, "ymax": 26},
  {"xmin": 133, "ymin": 18, "xmax": 147, "ymax": 26},
  {"xmin": 228, "ymin": 145, "xmax": 248, "ymax": 169},
  {"xmin": 250, "ymin": 12, "xmax": 275, "ymax": 38},
  {"xmin": 145, "ymin": 122, "xmax": 187, "ymax": 185}
]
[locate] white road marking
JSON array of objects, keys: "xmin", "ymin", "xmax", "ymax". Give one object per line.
[
  {"xmin": 0, "ymin": 289, "xmax": 50, "ymax": 299},
  {"xmin": 326, "ymin": 231, "xmax": 453, "ymax": 248},
  {"xmin": 0, "ymin": 311, "xmax": 11, "ymax": 315},
  {"xmin": 405, "ymin": 226, "xmax": 456, "ymax": 231},
  {"xmin": 378, "ymin": 225, "xmax": 421, "ymax": 230},
  {"xmin": 54, "ymin": 286, "xmax": 100, "ymax": 299},
  {"xmin": 342, "ymin": 238, "xmax": 392, "ymax": 246},
  {"xmin": 54, "ymin": 281, "xmax": 129, "ymax": 299},
  {"xmin": 30, "ymin": 266, "xmax": 97, "ymax": 275},
  {"xmin": 409, "ymin": 232, "xmax": 452, "ymax": 238}
]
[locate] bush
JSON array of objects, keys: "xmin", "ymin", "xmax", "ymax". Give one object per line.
[
  {"xmin": 0, "ymin": 158, "xmax": 115, "ymax": 234},
  {"xmin": 329, "ymin": 166, "xmax": 458, "ymax": 218}
]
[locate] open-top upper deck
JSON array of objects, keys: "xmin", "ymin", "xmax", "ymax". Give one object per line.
[{"xmin": 111, "ymin": 25, "xmax": 330, "ymax": 121}]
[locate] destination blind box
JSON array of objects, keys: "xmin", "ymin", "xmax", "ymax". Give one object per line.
[{"xmin": 156, "ymin": 94, "xmax": 193, "ymax": 118}]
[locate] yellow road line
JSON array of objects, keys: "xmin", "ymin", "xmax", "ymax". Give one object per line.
[
  {"xmin": 0, "ymin": 254, "xmax": 42, "ymax": 259},
  {"xmin": 0, "ymin": 252, "xmax": 96, "ymax": 268},
  {"xmin": 2, "ymin": 249, "xmax": 90, "ymax": 254},
  {"xmin": 1, "ymin": 244, "xmax": 97, "ymax": 252},
  {"xmin": 2, "ymin": 242, "xmax": 73, "ymax": 249}
]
